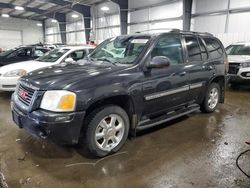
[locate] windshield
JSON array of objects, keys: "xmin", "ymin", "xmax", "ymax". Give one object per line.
[
  {"xmin": 0, "ymin": 49, "xmax": 15, "ymax": 57},
  {"xmin": 226, "ymin": 45, "xmax": 250, "ymax": 55},
  {"xmin": 36, "ymin": 49, "xmax": 69, "ymax": 62},
  {"xmin": 89, "ymin": 36, "xmax": 150, "ymax": 65}
]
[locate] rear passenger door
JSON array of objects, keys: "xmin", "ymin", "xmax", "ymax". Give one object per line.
[{"xmin": 183, "ymin": 35, "xmax": 215, "ymax": 103}]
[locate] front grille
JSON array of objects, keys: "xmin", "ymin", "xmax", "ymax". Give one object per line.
[
  {"xmin": 17, "ymin": 84, "xmax": 35, "ymax": 106},
  {"xmin": 2, "ymin": 85, "xmax": 16, "ymax": 88},
  {"xmin": 228, "ymin": 63, "xmax": 240, "ymax": 74}
]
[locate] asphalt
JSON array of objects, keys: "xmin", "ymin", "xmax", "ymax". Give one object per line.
[{"xmin": 0, "ymin": 86, "xmax": 250, "ymax": 188}]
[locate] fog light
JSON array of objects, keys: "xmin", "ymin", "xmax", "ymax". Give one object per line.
[{"xmin": 55, "ymin": 115, "xmax": 71, "ymax": 122}]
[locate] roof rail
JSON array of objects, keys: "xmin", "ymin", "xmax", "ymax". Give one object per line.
[
  {"xmin": 135, "ymin": 28, "xmax": 181, "ymax": 34},
  {"xmin": 188, "ymin": 31, "xmax": 213, "ymax": 36}
]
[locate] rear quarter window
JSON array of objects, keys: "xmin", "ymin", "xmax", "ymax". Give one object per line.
[{"xmin": 203, "ymin": 37, "xmax": 224, "ymax": 59}]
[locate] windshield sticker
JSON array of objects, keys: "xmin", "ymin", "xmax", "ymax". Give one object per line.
[{"xmin": 131, "ymin": 39, "xmax": 148, "ymax": 44}]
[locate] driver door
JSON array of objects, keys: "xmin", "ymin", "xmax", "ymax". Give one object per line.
[{"xmin": 142, "ymin": 34, "xmax": 190, "ymax": 117}]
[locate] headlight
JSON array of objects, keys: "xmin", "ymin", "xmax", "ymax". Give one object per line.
[
  {"xmin": 40, "ymin": 90, "xmax": 76, "ymax": 112},
  {"xmin": 3, "ymin": 69, "xmax": 27, "ymax": 77},
  {"xmin": 241, "ymin": 62, "xmax": 250, "ymax": 68}
]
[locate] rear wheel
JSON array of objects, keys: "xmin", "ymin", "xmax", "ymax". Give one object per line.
[
  {"xmin": 201, "ymin": 82, "xmax": 220, "ymax": 113},
  {"xmin": 83, "ymin": 105, "xmax": 129, "ymax": 157}
]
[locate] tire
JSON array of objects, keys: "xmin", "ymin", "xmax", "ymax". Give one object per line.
[
  {"xmin": 200, "ymin": 82, "xmax": 221, "ymax": 113},
  {"xmin": 83, "ymin": 105, "xmax": 129, "ymax": 157}
]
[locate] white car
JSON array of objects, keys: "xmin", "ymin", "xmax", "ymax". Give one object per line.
[
  {"xmin": 0, "ymin": 46, "xmax": 95, "ymax": 91},
  {"xmin": 226, "ymin": 42, "xmax": 250, "ymax": 84}
]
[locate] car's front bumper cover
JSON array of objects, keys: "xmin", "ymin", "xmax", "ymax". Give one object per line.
[
  {"xmin": 0, "ymin": 76, "xmax": 19, "ymax": 91},
  {"xmin": 11, "ymin": 94, "xmax": 86, "ymax": 145},
  {"xmin": 229, "ymin": 75, "xmax": 250, "ymax": 83}
]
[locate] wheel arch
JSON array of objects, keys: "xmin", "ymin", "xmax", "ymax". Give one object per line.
[
  {"xmin": 84, "ymin": 94, "xmax": 136, "ymax": 129},
  {"xmin": 209, "ymin": 75, "xmax": 226, "ymax": 103}
]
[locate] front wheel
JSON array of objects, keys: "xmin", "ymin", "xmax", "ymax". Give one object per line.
[
  {"xmin": 84, "ymin": 105, "xmax": 129, "ymax": 157},
  {"xmin": 200, "ymin": 83, "xmax": 221, "ymax": 113}
]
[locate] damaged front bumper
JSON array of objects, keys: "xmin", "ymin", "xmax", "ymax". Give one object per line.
[{"xmin": 11, "ymin": 94, "xmax": 85, "ymax": 145}]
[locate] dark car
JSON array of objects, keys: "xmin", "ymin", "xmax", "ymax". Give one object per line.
[
  {"xmin": 0, "ymin": 46, "xmax": 50, "ymax": 66},
  {"xmin": 11, "ymin": 30, "xmax": 227, "ymax": 157}
]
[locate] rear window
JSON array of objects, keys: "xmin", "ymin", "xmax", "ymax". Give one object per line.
[{"xmin": 203, "ymin": 38, "xmax": 223, "ymax": 59}]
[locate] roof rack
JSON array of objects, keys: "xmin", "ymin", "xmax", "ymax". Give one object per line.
[
  {"xmin": 135, "ymin": 28, "xmax": 181, "ymax": 34},
  {"xmin": 186, "ymin": 31, "xmax": 213, "ymax": 36}
]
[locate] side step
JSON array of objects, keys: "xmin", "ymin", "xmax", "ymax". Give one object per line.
[{"xmin": 136, "ymin": 104, "xmax": 200, "ymax": 131}]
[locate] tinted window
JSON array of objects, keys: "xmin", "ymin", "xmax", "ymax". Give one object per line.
[
  {"xmin": 15, "ymin": 48, "xmax": 32, "ymax": 57},
  {"xmin": 198, "ymin": 38, "xmax": 208, "ymax": 60},
  {"xmin": 203, "ymin": 38, "xmax": 223, "ymax": 59},
  {"xmin": 0, "ymin": 49, "xmax": 15, "ymax": 57},
  {"xmin": 69, "ymin": 50, "xmax": 86, "ymax": 61},
  {"xmin": 226, "ymin": 45, "xmax": 250, "ymax": 55},
  {"xmin": 185, "ymin": 36, "xmax": 202, "ymax": 61},
  {"xmin": 151, "ymin": 35, "xmax": 183, "ymax": 65}
]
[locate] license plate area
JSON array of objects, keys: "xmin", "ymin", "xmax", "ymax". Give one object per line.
[{"xmin": 12, "ymin": 111, "xmax": 22, "ymax": 128}]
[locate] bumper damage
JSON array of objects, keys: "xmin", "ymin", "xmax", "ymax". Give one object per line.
[{"xmin": 11, "ymin": 96, "xmax": 85, "ymax": 145}]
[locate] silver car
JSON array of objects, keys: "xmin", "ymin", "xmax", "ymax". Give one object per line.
[{"xmin": 226, "ymin": 42, "xmax": 250, "ymax": 84}]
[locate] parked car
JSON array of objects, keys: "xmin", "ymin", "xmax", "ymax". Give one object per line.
[
  {"xmin": 0, "ymin": 46, "xmax": 50, "ymax": 66},
  {"xmin": 11, "ymin": 30, "xmax": 227, "ymax": 157},
  {"xmin": 226, "ymin": 42, "xmax": 250, "ymax": 85},
  {"xmin": 0, "ymin": 46, "xmax": 94, "ymax": 91}
]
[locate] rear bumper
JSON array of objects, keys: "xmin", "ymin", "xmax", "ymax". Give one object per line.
[
  {"xmin": 0, "ymin": 77, "xmax": 19, "ymax": 91},
  {"xmin": 11, "ymin": 95, "xmax": 86, "ymax": 145}
]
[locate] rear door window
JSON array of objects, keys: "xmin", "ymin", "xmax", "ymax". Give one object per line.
[
  {"xmin": 185, "ymin": 36, "xmax": 202, "ymax": 62},
  {"xmin": 15, "ymin": 48, "xmax": 32, "ymax": 57},
  {"xmin": 203, "ymin": 38, "xmax": 223, "ymax": 59}
]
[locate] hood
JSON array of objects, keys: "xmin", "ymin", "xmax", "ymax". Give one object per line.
[
  {"xmin": 20, "ymin": 62, "xmax": 123, "ymax": 90},
  {"xmin": 228, "ymin": 55, "xmax": 250, "ymax": 63},
  {"xmin": 0, "ymin": 60, "xmax": 55, "ymax": 74}
]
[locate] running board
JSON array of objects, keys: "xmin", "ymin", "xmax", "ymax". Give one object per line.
[{"xmin": 136, "ymin": 105, "xmax": 200, "ymax": 131}]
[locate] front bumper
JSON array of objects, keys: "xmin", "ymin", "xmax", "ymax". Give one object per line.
[
  {"xmin": 228, "ymin": 67, "xmax": 250, "ymax": 83},
  {"xmin": 11, "ymin": 94, "xmax": 86, "ymax": 145},
  {"xmin": 0, "ymin": 76, "xmax": 19, "ymax": 91},
  {"xmin": 229, "ymin": 75, "xmax": 250, "ymax": 83}
]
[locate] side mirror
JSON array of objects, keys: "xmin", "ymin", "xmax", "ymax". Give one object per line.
[
  {"xmin": 64, "ymin": 57, "xmax": 74, "ymax": 63},
  {"xmin": 147, "ymin": 56, "xmax": 170, "ymax": 69}
]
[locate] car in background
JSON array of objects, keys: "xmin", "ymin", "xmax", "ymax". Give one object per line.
[
  {"xmin": 0, "ymin": 45, "xmax": 94, "ymax": 91},
  {"xmin": 0, "ymin": 46, "xmax": 50, "ymax": 66},
  {"xmin": 226, "ymin": 42, "xmax": 250, "ymax": 85}
]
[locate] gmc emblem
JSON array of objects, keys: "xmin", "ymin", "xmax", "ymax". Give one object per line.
[{"xmin": 19, "ymin": 89, "xmax": 27, "ymax": 100}]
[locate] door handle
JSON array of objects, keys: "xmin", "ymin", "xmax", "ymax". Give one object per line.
[{"xmin": 179, "ymin": 71, "xmax": 187, "ymax": 77}]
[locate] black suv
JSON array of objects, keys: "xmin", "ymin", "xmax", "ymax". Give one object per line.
[
  {"xmin": 11, "ymin": 30, "xmax": 227, "ymax": 157},
  {"xmin": 0, "ymin": 46, "xmax": 50, "ymax": 66}
]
